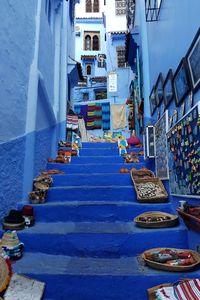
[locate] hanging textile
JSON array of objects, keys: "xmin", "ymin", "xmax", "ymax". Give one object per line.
[
  {"xmin": 86, "ymin": 103, "xmax": 96, "ymax": 130},
  {"xmin": 94, "ymin": 102, "xmax": 102, "ymax": 129},
  {"xmin": 66, "ymin": 115, "xmax": 79, "ymax": 129},
  {"xmin": 101, "ymin": 102, "xmax": 110, "ymax": 130},
  {"xmin": 78, "ymin": 118, "xmax": 88, "ymax": 142},
  {"xmin": 111, "ymin": 104, "xmax": 126, "ymax": 129}
]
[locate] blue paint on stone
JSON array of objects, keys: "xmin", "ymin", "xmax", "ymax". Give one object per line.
[{"xmin": 0, "ymin": 0, "xmax": 37, "ymax": 141}]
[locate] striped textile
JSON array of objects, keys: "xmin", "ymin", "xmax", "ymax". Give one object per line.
[
  {"xmin": 66, "ymin": 115, "xmax": 79, "ymax": 129},
  {"xmin": 155, "ymin": 279, "xmax": 200, "ymax": 300},
  {"xmin": 175, "ymin": 279, "xmax": 200, "ymax": 300}
]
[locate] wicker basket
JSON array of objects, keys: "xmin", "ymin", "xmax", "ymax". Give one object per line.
[
  {"xmin": 142, "ymin": 247, "xmax": 200, "ymax": 272},
  {"xmin": 130, "ymin": 168, "xmax": 155, "ymax": 181},
  {"xmin": 134, "ymin": 211, "xmax": 179, "ymax": 228},
  {"xmin": 0, "ymin": 257, "xmax": 10, "ymax": 292},
  {"xmin": 133, "ymin": 178, "xmax": 168, "ymax": 203}
]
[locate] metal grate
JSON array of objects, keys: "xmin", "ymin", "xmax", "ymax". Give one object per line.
[
  {"xmin": 115, "ymin": 0, "xmax": 126, "ymax": 15},
  {"xmin": 145, "ymin": 0, "xmax": 162, "ymax": 22}
]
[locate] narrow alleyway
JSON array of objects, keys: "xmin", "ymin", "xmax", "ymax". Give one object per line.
[{"xmin": 9, "ymin": 142, "xmax": 199, "ymax": 300}]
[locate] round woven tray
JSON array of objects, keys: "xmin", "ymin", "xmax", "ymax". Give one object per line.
[
  {"xmin": 0, "ymin": 257, "xmax": 10, "ymax": 292},
  {"xmin": 142, "ymin": 247, "xmax": 200, "ymax": 272},
  {"xmin": 134, "ymin": 211, "xmax": 179, "ymax": 228}
]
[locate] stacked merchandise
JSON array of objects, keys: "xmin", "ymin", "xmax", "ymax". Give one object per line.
[
  {"xmin": 74, "ymin": 102, "xmax": 110, "ymax": 130},
  {"xmin": 29, "ymin": 173, "xmax": 53, "ymax": 204},
  {"xmin": 0, "ymin": 231, "xmax": 24, "ymax": 260}
]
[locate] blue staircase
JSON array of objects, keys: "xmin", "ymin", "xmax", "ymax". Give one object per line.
[{"xmin": 11, "ymin": 142, "xmax": 199, "ymax": 300}]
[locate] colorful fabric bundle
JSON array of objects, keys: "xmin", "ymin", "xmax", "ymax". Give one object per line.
[
  {"xmin": 155, "ymin": 279, "xmax": 200, "ymax": 300},
  {"xmin": 101, "ymin": 102, "xmax": 110, "ymax": 130},
  {"xmin": 66, "ymin": 115, "xmax": 79, "ymax": 129}
]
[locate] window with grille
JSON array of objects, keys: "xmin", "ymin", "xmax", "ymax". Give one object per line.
[
  {"xmin": 93, "ymin": 35, "xmax": 99, "ymax": 50},
  {"xmin": 84, "ymin": 32, "xmax": 100, "ymax": 50},
  {"xmin": 116, "ymin": 46, "xmax": 127, "ymax": 68},
  {"xmin": 86, "ymin": 64, "xmax": 92, "ymax": 75},
  {"xmin": 115, "ymin": 0, "xmax": 126, "ymax": 15},
  {"xmin": 83, "ymin": 92, "xmax": 89, "ymax": 101},
  {"xmin": 85, "ymin": 35, "xmax": 91, "ymax": 50},
  {"xmin": 86, "ymin": 0, "xmax": 92, "ymax": 12},
  {"xmin": 93, "ymin": 0, "xmax": 99, "ymax": 12},
  {"xmin": 86, "ymin": 0, "xmax": 99, "ymax": 13}
]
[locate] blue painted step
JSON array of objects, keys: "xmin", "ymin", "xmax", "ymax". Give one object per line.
[
  {"xmin": 51, "ymin": 173, "xmax": 133, "ymax": 186},
  {"xmin": 68, "ymin": 147, "xmax": 143, "ymax": 156},
  {"xmin": 28, "ymin": 201, "xmax": 177, "ymax": 222},
  {"xmin": 47, "ymin": 162, "xmax": 146, "ymax": 174},
  {"xmin": 12, "ymin": 222, "xmax": 187, "ymax": 257},
  {"xmin": 71, "ymin": 156, "xmax": 144, "ymax": 164},
  {"xmin": 13, "ymin": 253, "xmax": 200, "ymax": 300},
  {"xmin": 47, "ymin": 186, "xmax": 168, "ymax": 203},
  {"xmin": 47, "ymin": 186, "xmax": 137, "ymax": 202}
]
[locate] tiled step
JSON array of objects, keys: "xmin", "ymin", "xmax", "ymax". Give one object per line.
[
  {"xmin": 71, "ymin": 156, "xmax": 144, "ymax": 164},
  {"xmin": 26, "ymin": 201, "xmax": 177, "ymax": 222},
  {"xmin": 13, "ymin": 252, "xmax": 200, "ymax": 300},
  {"xmin": 13, "ymin": 222, "xmax": 188, "ymax": 257},
  {"xmin": 47, "ymin": 162, "xmax": 146, "ymax": 174},
  {"xmin": 51, "ymin": 173, "xmax": 133, "ymax": 187}
]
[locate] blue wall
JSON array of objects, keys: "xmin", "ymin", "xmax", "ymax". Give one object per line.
[
  {"xmin": 38, "ymin": 0, "xmax": 55, "ymax": 106},
  {"xmin": 0, "ymin": 0, "xmax": 37, "ymax": 141},
  {"xmin": 0, "ymin": 0, "xmax": 72, "ymax": 219},
  {"xmin": 134, "ymin": 0, "xmax": 200, "ymax": 247},
  {"xmin": 139, "ymin": 0, "xmax": 200, "ymax": 122},
  {"xmin": 107, "ymin": 33, "xmax": 132, "ymax": 103}
]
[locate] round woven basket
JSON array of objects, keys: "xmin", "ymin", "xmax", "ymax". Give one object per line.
[
  {"xmin": 134, "ymin": 211, "xmax": 179, "ymax": 228},
  {"xmin": 0, "ymin": 257, "xmax": 10, "ymax": 292},
  {"xmin": 142, "ymin": 247, "xmax": 200, "ymax": 272}
]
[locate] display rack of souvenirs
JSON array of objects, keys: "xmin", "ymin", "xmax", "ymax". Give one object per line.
[
  {"xmin": 130, "ymin": 168, "xmax": 168, "ymax": 203},
  {"xmin": 134, "ymin": 211, "xmax": 179, "ymax": 228},
  {"xmin": 4, "ymin": 274, "xmax": 45, "ymax": 300},
  {"xmin": 29, "ymin": 173, "xmax": 53, "ymax": 204},
  {"xmin": 177, "ymin": 203, "xmax": 200, "ymax": 233},
  {"xmin": 167, "ymin": 102, "xmax": 200, "ymax": 197},
  {"xmin": 0, "ymin": 231, "xmax": 24, "ymax": 260},
  {"xmin": 142, "ymin": 247, "xmax": 200, "ymax": 272},
  {"xmin": 0, "ymin": 256, "xmax": 12, "ymax": 294},
  {"xmin": 118, "ymin": 135, "xmax": 128, "ymax": 156},
  {"xmin": 148, "ymin": 278, "xmax": 200, "ymax": 300}
]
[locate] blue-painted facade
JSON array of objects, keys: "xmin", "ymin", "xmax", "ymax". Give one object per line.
[
  {"xmin": 0, "ymin": 0, "xmax": 78, "ymax": 220},
  {"xmin": 107, "ymin": 33, "xmax": 132, "ymax": 103},
  {"xmin": 129, "ymin": 0, "xmax": 200, "ymax": 249}
]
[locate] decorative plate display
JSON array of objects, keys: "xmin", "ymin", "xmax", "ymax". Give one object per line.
[
  {"xmin": 142, "ymin": 247, "xmax": 200, "ymax": 272},
  {"xmin": 134, "ymin": 211, "xmax": 179, "ymax": 228}
]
